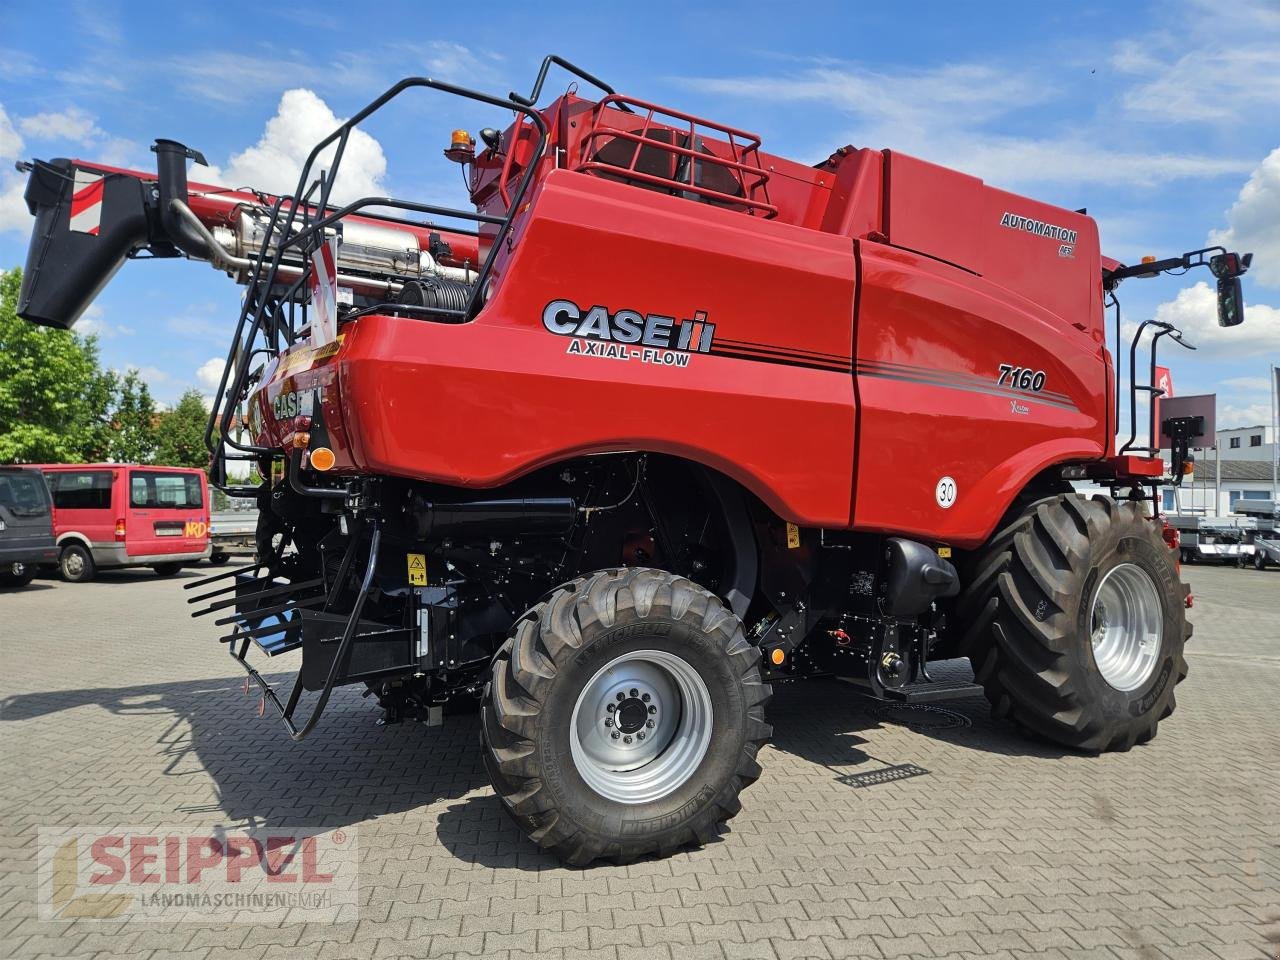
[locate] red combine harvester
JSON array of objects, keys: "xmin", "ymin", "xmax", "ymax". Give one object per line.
[{"xmin": 14, "ymin": 57, "xmax": 1252, "ymax": 864}]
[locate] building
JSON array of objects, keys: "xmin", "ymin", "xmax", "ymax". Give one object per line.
[
  {"xmin": 1077, "ymin": 426, "xmax": 1278, "ymax": 516},
  {"xmin": 1215, "ymin": 424, "xmax": 1276, "ymax": 461}
]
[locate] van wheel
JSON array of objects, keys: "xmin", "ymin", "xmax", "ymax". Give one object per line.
[
  {"xmin": 959, "ymin": 494, "xmax": 1189, "ymax": 752},
  {"xmin": 208, "ymin": 552, "xmax": 231, "ymax": 566},
  {"xmin": 0, "ymin": 562, "xmax": 37, "ymax": 588},
  {"xmin": 59, "ymin": 544, "xmax": 96, "ymax": 583},
  {"xmin": 481, "ymin": 568, "xmax": 771, "ymax": 866},
  {"xmin": 1254, "ymin": 552, "xmax": 1269, "ymax": 571},
  {"xmin": 153, "ymin": 563, "xmax": 183, "ymax": 576}
]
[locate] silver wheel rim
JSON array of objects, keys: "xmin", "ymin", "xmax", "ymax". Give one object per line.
[
  {"xmin": 569, "ymin": 649, "xmax": 714, "ymax": 805},
  {"xmin": 1089, "ymin": 562, "xmax": 1163, "ymax": 691},
  {"xmin": 64, "ymin": 552, "xmax": 84, "ymax": 577}
]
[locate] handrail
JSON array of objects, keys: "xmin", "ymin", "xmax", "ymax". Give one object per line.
[{"xmin": 203, "ymin": 75, "xmax": 551, "ymax": 488}]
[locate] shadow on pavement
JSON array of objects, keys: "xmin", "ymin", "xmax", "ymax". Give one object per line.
[{"xmin": 1, "ymin": 651, "xmax": 1066, "ymax": 866}]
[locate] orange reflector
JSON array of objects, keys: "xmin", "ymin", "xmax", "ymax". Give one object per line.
[
  {"xmin": 450, "ymin": 128, "xmax": 472, "ymax": 148},
  {"xmin": 310, "ymin": 447, "xmax": 336, "ymax": 472},
  {"xmin": 770, "ymin": 648, "xmax": 785, "ymax": 666},
  {"xmin": 1181, "ymin": 461, "xmax": 1194, "ymax": 475},
  {"xmin": 1141, "ymin": 255, "xmax": 1157, "ymax": 264}
]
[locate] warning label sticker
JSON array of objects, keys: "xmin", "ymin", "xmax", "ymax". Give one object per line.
[{"xmin": 406, "ymin": 553, "xmax": 427, "ymax": 586}]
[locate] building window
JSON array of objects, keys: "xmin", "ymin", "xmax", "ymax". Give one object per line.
[
  {"xmin": 1162, "ymin": 489, "xmax": 1176, "ymax": 511},
  {"xmin": 1250, "ymin": 434, "xmax": 1262, "ymax": 447},
  {"xmin": 1229, "ymin": 437, "xmax": 1241, "ymax": 448}
]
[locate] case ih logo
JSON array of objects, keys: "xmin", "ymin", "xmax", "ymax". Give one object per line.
[
  {"xmin": 999, "ymin": 212, "xmax": 1078, "ymax": 249},
  {"xmin": 543, "ymin": 299, "xmax": 715, "ymax": 368}
]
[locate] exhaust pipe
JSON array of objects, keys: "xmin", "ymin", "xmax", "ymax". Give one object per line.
[{"xmin": 152, "ymin": 139, "xmax": 212, "ymax": 261}]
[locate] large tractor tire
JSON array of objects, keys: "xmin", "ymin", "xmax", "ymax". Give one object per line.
[
  {"xmin": 958, "ymin": 494, "xmax": 1190, "ymax": 752},
  {"xmin": 481, "ymin": 568, "xmax": 771, "ymax": 866}
]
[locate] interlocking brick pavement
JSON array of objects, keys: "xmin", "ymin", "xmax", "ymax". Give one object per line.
[{"xmin": 1, "ymin": 563, "xmax": 1276, "ymax": 960}]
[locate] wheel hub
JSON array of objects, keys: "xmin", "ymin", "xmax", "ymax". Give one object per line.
[
  {"xmin": 1089, "ymin": 562, "xmax": 1163, "ymax": 692},
  {"xmin": 570, "ymin": 649, "xmax": 714, "ymax": 805}
]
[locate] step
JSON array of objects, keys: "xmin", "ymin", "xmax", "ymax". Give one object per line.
[{"xmin": 881, "ymin": 678, "xmax": 985, "ymax": 703}]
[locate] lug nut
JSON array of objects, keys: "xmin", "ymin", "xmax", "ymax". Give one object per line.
[
  {"xmin": 637, "ymin": 732, "xmax": 645, "ymax": 741},
  {"xmin": 646, "ymin": 719, "xmax": 655, "ymax": 728},
  {"xmin": 611, "ymin": 731, "xmax": 620, "ymax": 740},
  {"xmin": 648, "ymin": 705, "xmax": 657, "ymax": 715},
  {"xmin": 604, "ymin": 718, "xmax": 613, "ymax": 727},
  {"xmin": 641, "ymin": 693, "xmax": 650, "ymax": 702},
  {"xmin": 629, "ymin": 689, "xmax": 639, "ymax": 698},
  {"xmin": 616, "ymin": 692, "xmax": 624, "ymax": 701},
  {"xmin": 606, "ymin": 703, "xmax": 615, "ymax": 712},
  {"xmin": 623, "ymin": 735, "xmax": 632, "ymax": 744}
]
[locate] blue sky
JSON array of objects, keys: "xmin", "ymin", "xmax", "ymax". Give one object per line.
[{"xmin": 1, "ymin": 0, "xmax": 1277, "ymax": 427}]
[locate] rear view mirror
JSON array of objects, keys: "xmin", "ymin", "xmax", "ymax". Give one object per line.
[{"xmin": 1216, "ymin": 276, "xmax": 1245, "ymax": 327}]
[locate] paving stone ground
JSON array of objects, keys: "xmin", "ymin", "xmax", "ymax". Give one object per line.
[{"xmin": 1, "ymin": 562, "xmax": 1276, "ymax": 960}]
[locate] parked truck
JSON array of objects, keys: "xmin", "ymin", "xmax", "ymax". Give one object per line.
[{"xmin": 12, "ymin": 56, "xmax": 1253, "ymax": 864}]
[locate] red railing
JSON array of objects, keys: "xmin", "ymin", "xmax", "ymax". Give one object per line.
[{"xmin": 573, "ymin": 95, "xmax": 777, "ymax": 218}]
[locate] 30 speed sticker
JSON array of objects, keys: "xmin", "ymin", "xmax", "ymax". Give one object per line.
[{"xmin": 935, "ymin": 476, "xmax": 957, "ymax": 509}]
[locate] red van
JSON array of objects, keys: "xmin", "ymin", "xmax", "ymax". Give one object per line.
[{"xmin": 38, "ymin": 464, "xmax": 211, "ymax": 582}]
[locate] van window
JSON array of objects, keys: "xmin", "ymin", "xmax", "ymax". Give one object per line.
[
  {"xmin": 130, "ymin": 471, "xmax": 203, "ymax": 510},
  {"xmin": 0, "ymin": 471, "xmax": 50, "ymax": 516},
  {"xmin": 49, "ymin": 470, "xmax": 113, "ymax": 510}
]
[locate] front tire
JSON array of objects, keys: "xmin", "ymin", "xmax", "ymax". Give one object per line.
[
  {"xmin": 59, "ymin": 543, "xmax": 96, "ymax": 583},
  {"xmin": 152, "ymin": 562, "xmax": 183, "ymax": 577},
  {"xmin": 481, "ymin": 568, "xmax": 771, "ymax": 865},
  {"xmin": 959, "ymin": 495, "xmax": 1190, "ymax": 752},
  {"xmin": 0, "ymin": 562, "xmax": 36, "ymax": 588}
]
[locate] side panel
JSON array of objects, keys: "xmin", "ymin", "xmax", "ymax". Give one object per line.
[
  {"xmin": 334, "ymin": 170, "xmax": 858, "ymax": 527},
  {"xmin": 43, "ymin": 467, "xmax": 116, "ymax": 550},
  {"xmin": 852, "ymin": 243, "xmax": 1107, "ymax": 547}
]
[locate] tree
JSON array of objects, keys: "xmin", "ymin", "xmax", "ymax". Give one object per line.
[
  {"xmin": 154, "ymin": 390, "xmax": 211, "ymax": 470},
  {"xmin": 106, "ymin": 370, "xmax": 159, "ymax": 464},
  {"xmin": 0, "ymin": 268, "xmax": 118, "ymax": 463}
]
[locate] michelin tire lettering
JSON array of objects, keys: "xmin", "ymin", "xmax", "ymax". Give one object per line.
[{"xmin": 543, "ymin": 299, "xmax": 715, "ymax": 368}]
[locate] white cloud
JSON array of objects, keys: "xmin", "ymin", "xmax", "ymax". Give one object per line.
[
  {"xmin": 1221, "ymin": 375, "xmax": 1273, "ymax": 391},
  {"xmin": 77, "ymin": 304, "xmax": 135, "ymax": 339},
  {"xmin": 1150, "ymin": 281, "xmax": 1280, "ymax": 357},
  {"xmin": 196, "ymin": 358, "xmax": 226, "ymax": 394},
  {"xmin": 0, "ymin": 103, "xmax": 22, "ymax": 159},
  {"xmin": 675, "ymin": 61, "xmax": 1253, "ymax": 190},
  {"xmin": 211, "ymin": 88, "xmax": 387, "ymax": 202},
  {"xmin": 1218, "ymin": 401, "xmax": 1274, "ymax": 429},
  {"xmin": 1112, "ymin": 3, "xmax": 1280, "ymax": 125},
  {"xmin": 0, "ymin": 104, "xmax": 28, "ymax": 234},
  {"xmin": 18, "ymin": 107, "xmax": 101, "ymax": 143},
  {"xmin": 1209, "ymin": 146, "xmax": 1280, "ymax": 288}
]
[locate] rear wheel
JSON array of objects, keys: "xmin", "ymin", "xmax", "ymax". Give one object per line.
[
  {"xmin": 958, "ymin": 494, "xmax": 1189, "ymax": 752},
  {"xmin": 1253, "ymin": 551, "xmax": 1268, "ymax": 571},
  {"xmin": 152, "ymin": 562, "xmax": 183, "ymax": 577},
  {"xmin": 208, "ymin": 551, "xmax": 231, "ymax": 566},
  {"xmin": 59, "ymin": 543, "xmax": 95, "ymax": 583},
  {"xmin": 0, "ymin": 562, "xmax": 37, "ymax": 588},
  {"xmin": 481, "ymin": 568, "xmax": 771, "ymax": 865}
]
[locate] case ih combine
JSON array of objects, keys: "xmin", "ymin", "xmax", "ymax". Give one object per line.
[{"xmin": 15, "ymin": 56, "xmax": 1252, "ymax": 864}]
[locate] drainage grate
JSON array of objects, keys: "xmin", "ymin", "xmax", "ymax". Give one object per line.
[
  {"xmin": 874, "ymin": 702, "xmax": 972, "ymax": 731},
  {"xmin": 837, "ymin": 763, "xmax": 930, "ymax": 789}
]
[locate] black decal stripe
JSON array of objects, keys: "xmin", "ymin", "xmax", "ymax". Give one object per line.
[
  {"xmin": 710, "ymin": 347, "xmax": 850, "ymax": 373},
  {"xmin": 718, "ymin": 337, "xmax": 848, "ymax": 365},
  {"xmin": 857, "ymin": 359, "xmax": 1074, "ymax": 403},
  {"xmin": 856, "ymin": 365, "xmax": 1079, "ymax": 411}
]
